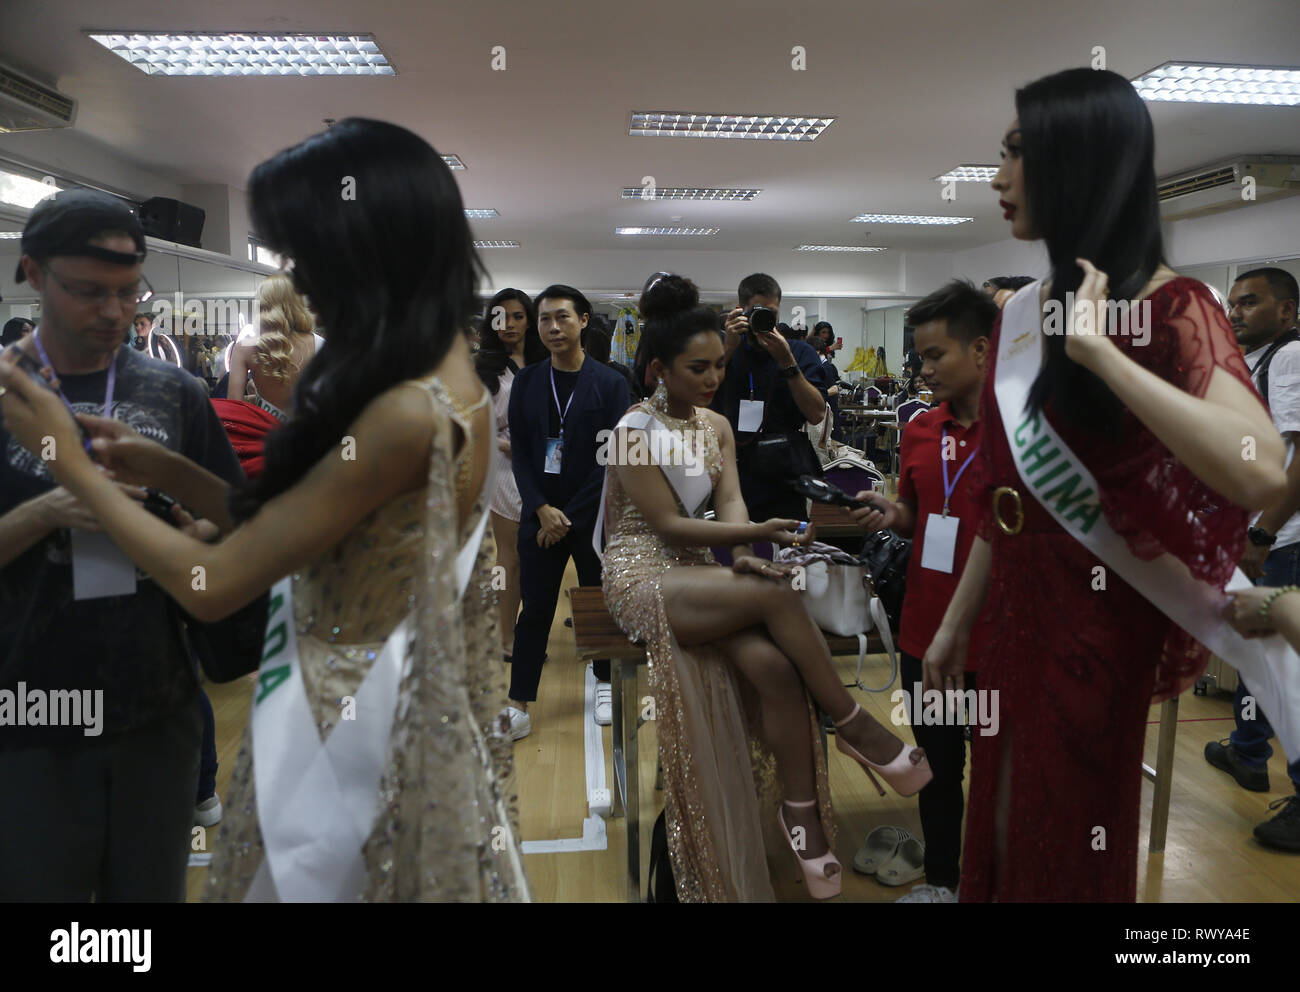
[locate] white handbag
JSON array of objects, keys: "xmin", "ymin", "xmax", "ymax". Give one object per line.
[
  {"xmin": 773, "ymin": 543, "xmax": 898, "ymax": 693},
  {"xmin": 796, "ymin": 556, "xmax": 872, "ymax": 637}
]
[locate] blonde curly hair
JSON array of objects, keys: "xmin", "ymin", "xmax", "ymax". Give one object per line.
[{"xmin": 252, "ymin": 273, "xmax": 315, "ymax": 383}]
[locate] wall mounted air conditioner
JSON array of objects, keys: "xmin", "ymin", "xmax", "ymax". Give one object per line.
[
  {"xmin": 0, "ymin": 62, "xmax": 77, "ymax": 132},
  {"xmin": 1159, "ymin": 156, "xmax": 1300, "ymax": 222}
]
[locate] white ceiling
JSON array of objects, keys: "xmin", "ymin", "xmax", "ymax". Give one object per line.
[{"xmin": 0, "ymin": 0, "xmax": 1297, "ymax": 262}]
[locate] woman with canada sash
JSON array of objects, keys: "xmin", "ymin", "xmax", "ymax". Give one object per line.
[
  {"xmin": 600, "ymin": 273, "xmax": 931, "ymax": 902},
  {"xmin": 923, "ymin": 68, "xmax": 1288, "ymax": 901},
  {"xmin": 0, "ymin": 119, "xmax": 529, "ymax": 902}
]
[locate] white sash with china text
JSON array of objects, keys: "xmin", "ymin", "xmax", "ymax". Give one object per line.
[{"xmin": 995, "ymin": 282, "xmax": 1300, "ymax": 760}]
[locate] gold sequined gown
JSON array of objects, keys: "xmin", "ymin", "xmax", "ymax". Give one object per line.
[
  {"xmin": 601, "ymin": 402, "xmax": 835, "ymax": 902},
  {"xmin": 204, "ymin": 375, "xmax": 529, "ymax": 902}
]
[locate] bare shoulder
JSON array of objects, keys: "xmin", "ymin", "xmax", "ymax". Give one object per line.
[
  {"xmin": 425, "ymin": 336, "xmax": 490, "ymax": 412},
  {"xmin": 361, "ymin": 379, "xmax": 440, "ymax": 455},
  {"xmin": 702, "ymin": 407, "xmax": 733, "ymax": 443}
]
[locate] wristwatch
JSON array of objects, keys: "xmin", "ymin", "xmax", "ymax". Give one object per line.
[
  {"xmin": 1248, "ymin": 526, "xmax": 1278, "ymax": 548},
  {"xmin": 779, "ymin": 364, "xmax": 800, "ymax": 379}
]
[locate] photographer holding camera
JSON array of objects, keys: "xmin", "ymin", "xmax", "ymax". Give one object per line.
[{"xmin": 714, "ymin": 273, "xmax": 827, "ymax": 522}]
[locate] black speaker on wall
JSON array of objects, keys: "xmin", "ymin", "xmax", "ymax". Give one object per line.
[{"xmin": 138, "ymin": 196, "xmax": 205, "ymax": 248}]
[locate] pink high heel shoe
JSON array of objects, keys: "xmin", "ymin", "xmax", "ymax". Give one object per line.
[
  {"xmin": 779, "ymin": 800, "xmax": 842, "ymax": 900},
  {"xmin": 833, "ymin": 703, "xmax": 933, "ymax": 797}
]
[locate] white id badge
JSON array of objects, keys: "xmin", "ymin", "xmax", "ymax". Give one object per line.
[
  {"xmin": 71, "ymin": 529, "xmax": 138, "ymax": 600},
  {"xmin": 544, "ymin": 436, "xmax": 563, "ymax": 474},
  {"xmin": 920, "ymin": 513, "xmax": 959, "ymax": 574},
  {"xmin": 738, "ymin": 399, "xmax": 765, "ymax": 433}
]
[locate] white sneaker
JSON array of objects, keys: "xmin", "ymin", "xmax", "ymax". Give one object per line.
[
  {"xmin": 506, "ymin": 706, "xmax": 532, "ymax": 741},
  {"xmin": 895, "ymin": 884, "xmax": 957, "ymax": 903},
  {"xmin": 195, "ymin": 794, "xmax": 223, "ymax": 827},
  {"xmin": 594, "ymin": 683, "xmax": 612, "ymax": 726}
]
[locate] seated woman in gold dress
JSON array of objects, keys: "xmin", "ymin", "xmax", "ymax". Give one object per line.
[{"xmin": 599, "ymin": 274, "xmax": 931, "ymax": 901}]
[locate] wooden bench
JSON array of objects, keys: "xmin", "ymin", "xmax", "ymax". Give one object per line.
[
  {"xmin": 809, "ymin": 501, "xmax": 863, "ymax": 538},
  {"xmin": 568, "ymin": 585, "xmax": 887, "ymax": 902}
]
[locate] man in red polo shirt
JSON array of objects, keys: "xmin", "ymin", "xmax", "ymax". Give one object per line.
[{"xmin": 850, "ymin": 279, "xmax": 998, "ymax": 903}]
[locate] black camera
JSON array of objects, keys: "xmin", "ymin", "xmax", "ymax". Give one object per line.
[{"xmin": 743, "ymin": 305, "xmax": 778, "ymax": 336}]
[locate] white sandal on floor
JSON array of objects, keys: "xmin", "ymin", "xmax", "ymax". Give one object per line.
[
  {"xmin": 876, "ymin": 834, "xmax": 926, "ymax": 886},
  {"xmin": 853, "ymin": 824, "xmax": 911, "ymax": 875}
]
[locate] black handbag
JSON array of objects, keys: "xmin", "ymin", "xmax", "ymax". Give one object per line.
[
  {"xmin": 751, "ymin": 430, "xmax": 824, "ymax": 484},
  {"xmin": 172, "ymin": 593, "xmax": 270, "ymax": 683},
  {"xmin": 859, "ymin": 530, "xmax": 911, "ymax": 633}
]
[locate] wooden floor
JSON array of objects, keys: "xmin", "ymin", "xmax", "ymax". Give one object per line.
[{"xmin": 189, "ymin": 566, "xmax": 1300, "ymax": 902}]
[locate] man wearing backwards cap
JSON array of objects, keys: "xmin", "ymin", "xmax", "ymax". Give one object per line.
[{"xmin": 0, "ymin": 189, "xmax": 245, "ymax": 901}]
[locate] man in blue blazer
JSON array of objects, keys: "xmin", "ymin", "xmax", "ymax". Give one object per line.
[{"xmin": 506, "ymin": 285, "xmax": 631, "ymax": 739}]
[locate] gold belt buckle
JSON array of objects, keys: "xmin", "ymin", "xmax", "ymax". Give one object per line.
[{"xmin": 992, "ymin": 486, "xmax": 1024, "ymax": 536}]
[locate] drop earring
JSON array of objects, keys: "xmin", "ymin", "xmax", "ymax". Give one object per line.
[{"xmin": 651, "ymin": 377, "xmax": 670, "ymax": 413}]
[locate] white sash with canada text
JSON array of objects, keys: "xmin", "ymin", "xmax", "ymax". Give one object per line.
[
  {"xmin": 996, "ymin": 282, "xmax": 1300, "ymax": 760},
  {"xmin": 245, "ymin": 507, "xmax": 490, "ymax": 902}
]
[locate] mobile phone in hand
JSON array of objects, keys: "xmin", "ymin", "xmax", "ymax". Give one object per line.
[
  {"xmin": 8, "ymin": 346, "xmax": 57, "ymax": 391},
  {"xmin": 142, "ymin": 488, "xmax": 180, "ymax": 525}
]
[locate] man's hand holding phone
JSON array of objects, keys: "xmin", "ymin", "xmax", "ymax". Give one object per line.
[{"xmin": 849, "ymin": 490, "xmax": 898, "ymax": 532}]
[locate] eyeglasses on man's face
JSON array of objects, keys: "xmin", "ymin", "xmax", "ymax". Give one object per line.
[{"xmin": 43, "ymin": 266, "xmax": 154, "ymax": 307}]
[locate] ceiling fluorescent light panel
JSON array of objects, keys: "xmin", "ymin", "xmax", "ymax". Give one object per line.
[
  {"xmin": 629, "ymin": 112, "xmax": 835, "ymax": 141},
  {"xmin": 849, "ymin": 213, "xmax": 972, "ymax": 225},
  {"xmin": 1132, "ymin": 62, "xmax": 1300, "ymax": 105},
  {"xmin": 86, "ymin": 33, "xmax": 396, "ymax": 76}
]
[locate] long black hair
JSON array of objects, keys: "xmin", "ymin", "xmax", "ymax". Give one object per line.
[
  {"xmin": 1017, "ymin": 68, "xmax": 1165, "ymax": 431},
  {"xmin": 581, "ymin": 313, "xmax": 613, "ymax": 363},
  {"xmin": 633, "ymin": 272, "xmax": 723, "ymax": 393},
  {"xmin": 230, "ymin": 117, "xmax": 484, "ymax": 521},
  {"xmin": 475, "ymin": 288, "xmax": 544, "ymax": 394}
]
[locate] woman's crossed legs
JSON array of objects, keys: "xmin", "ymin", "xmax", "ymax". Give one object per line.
[{"xmin": 659, "ymin": 565, "xmax": 925, "ymax": 864}]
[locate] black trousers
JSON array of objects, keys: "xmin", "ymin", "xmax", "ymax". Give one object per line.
[
  {"xmin": 900, "ymin": 651, "xmax": 975, "ymax": 891},
  {"xmin": 510, "ymin": 523, "xmax": 609, "ymax": 702},
  {"xmin": 0, "ymin": 702, "xmax": 202, "ymax": 901}
]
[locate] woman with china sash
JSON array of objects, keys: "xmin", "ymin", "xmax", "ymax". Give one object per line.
[
  {"xmin": 0, "ymin": 119, "xmax": 529, "ymax": 902},
  {"xmin": 923, "ymin": 68, "xmax": 1287, "ymax": 902},
  {"xmin": 600, "ymin": 274, "xmax": 931, "ymax": 901}
]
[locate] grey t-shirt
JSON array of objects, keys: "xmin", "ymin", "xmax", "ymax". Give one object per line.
[{"xmin": 0, "ymin": 345, "xmax": 245, "ymax": 746}]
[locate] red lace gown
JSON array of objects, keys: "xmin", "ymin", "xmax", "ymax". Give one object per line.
[{"xmin": 961, "ymin": 278, "xmax": 1257, "ymax": 902}]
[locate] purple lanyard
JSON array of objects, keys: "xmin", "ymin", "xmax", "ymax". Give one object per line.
[
  {"xmin": 32, "ymin": 328, "xmax": 117, "ymax": 454},
  {"xmin": 549, "ymin": 365, "xmax": 576, "ymax": 439},
  {"xmin": 940, "ymin": 426, "xmax": 979, "ymax": 517}
]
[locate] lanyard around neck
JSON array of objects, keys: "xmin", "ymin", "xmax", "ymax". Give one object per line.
[
  {"xmin": 549, "ymin": 364, "xmax": 577, "ymax": 436},
  {"xmin": 940, "ymin": 425, "xmax": 979, "ymax": 517},
  {"xmin": 32, "ymin": 328, "xmax": 117, "ymax": 454}
]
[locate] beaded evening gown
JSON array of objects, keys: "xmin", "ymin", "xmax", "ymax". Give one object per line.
[
  {"xmin": 205, "ymin": 375, "xmax": 529, "ymax": 902},
  {"xmin": 601, "ymin": 401, "xmax": 836, "ymax": 902},
  {"xmin": 963, "ymin": 279, "xmax": 1254, "ymax": 902}
]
